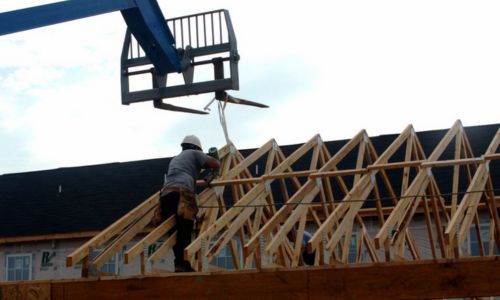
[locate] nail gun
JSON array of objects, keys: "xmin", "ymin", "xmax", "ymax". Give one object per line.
[{"xmin": 202, "ymin": 147, "xmax": 220, "ymax": 185}]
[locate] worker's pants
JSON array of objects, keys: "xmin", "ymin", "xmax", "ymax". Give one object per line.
[{"xmin": 160, "ymin": 191, "xmax": 194, "ymax": 265}]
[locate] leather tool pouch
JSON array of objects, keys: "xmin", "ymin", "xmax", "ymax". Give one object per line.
[{"xmin": 177, "ymin": 190, "xmax": 198, "ymax": 221}]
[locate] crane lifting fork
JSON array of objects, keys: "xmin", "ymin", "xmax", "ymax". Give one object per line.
[{"xmin": 0, "ymin": 0, "xmax": 268, "ymax": 114}]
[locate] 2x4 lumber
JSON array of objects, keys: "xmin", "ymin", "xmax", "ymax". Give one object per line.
[
  {"xmin": 187, "ymin": 135, "xmax": 320, "ymax": 260},
  {"xmin": 325, "ymin": 178, "xmax": 373, "ymax": 251},
  {"xmin": 264, "ymin": 145, "xmax": 276, "ymax": 173},
  {"xmin": 445, "ymin": 129, "xmax": 499, "ymax": 247},
  {"xmin": 401, "ymin": 133, "xmax": 414, "ymax": 194},
  {"xmin": 291, "ymin": 213, "xmax": 307, "ymax": 267},
  {"xmin": 209, "ymin": 170, "xmax": 314, "ymax": 186},
  {"xmin": 93, "ymin": 208, "xmax": 156, "ymax": 270},
  {"xmin": 148, "ymin": 232, "xmax": 176, "ymax": 264},
  {"xmin": 356, "ymin": 216, "xmax": 380, "ymax": 262},
  {"xmin": 421, "ymin": 157, "xmax": 483, "ymax": 168},
  {"xmin": 484, "ymin": 153, "xmax": 500, "ymax": 160},
  {"xmin": 245, "ymin": 131, "xmax": 366, "ymax": 256},
  {"xmin": 7, "ymin": 257, "xmax": 500, "ymax": 300},
  {"xmin": 374, "ymin": 121, "xmax": 462, "ymax": 249},
  {"xmin": 309, "ymin": 137, "xmax": 322, "ymax": 170},
  {"xmin": 217, "ymin": 143, "xmax": 234, "ymax": 160},
  {"xmin": 184, "ymin": 140, "xmax": 276, "ymax": 258},
  {"xmin": 365, "ymin": 160, "xmax": 424, "ymax": 171},
  {"xmin": 422, "ymin": 196, "xmax": 438, "ymax": 259},
  {"xmin": 207, "ymin": 197, "xmax": 262, "ymax": 260},
  {"xmin": 317, "ymin": 180, "xmax": 330, "ymax": 218},
  {"xmin": 354, "ymin": 137, "xmax": 367, "ymax": 185},
  {"xmin": 429, "ymin": 183, "xmax": 447, "ymax": 258},
  {"xmin": 225, "ymin": 139, "xmax": 275, "ymax": 179},
  {"xmin": 275, "ymin": 149, "xmax": 303, "ymax": 190},
  {"xmin": 341, "ymin": 218, "xmax": 355, "ymax": 263},
  {"xmin": 456, "ymin": 167, "xmax": 492, "ymax": 245},
  {"xmin": 0, "ymin": 231, "xmax": 100, "ymax": 245},
  {"xmin": 485, "ymin": 178, "xmax": 500, "ymax": 251},
  {"xmin": 309, "ymin": 168, "xmax": 367, "ymax": 178},
  {"xmin": 124, "ymin": 215, "xmax": 175, "ymax": 264},
  {"xmin": 309, "ymin": 125, "xmax": 413, "ymax": 253},
  {"xmin": 265, "ymin": 184, "xmax": 321, "ymax": 254},
  {"xmin": 66, "ymin": 192, "xmax": 159, "ymax": 267},
  {"xmin": 319, "ymin": 146, "xmax": 335, "ymax": 212},
  {"xmin": 186, "ymin": 184, "xmax": 266, "ymax": 259},
  {"xmin": 451, "ymin": 130, "xmax": 463, "ymax": 215}
]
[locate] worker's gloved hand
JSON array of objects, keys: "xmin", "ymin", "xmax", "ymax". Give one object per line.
[{"xmin": 202, "ymin": 169, "xmax": 217, "ymax": 185}]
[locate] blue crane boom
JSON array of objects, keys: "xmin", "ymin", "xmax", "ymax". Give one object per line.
[
  {"xmin": 0, "ymin": 0, "xmax": 180, "ymax": 75},
  {"xmin": 0, "ymin": 1, "xmax": 267, "ymax": 113}
]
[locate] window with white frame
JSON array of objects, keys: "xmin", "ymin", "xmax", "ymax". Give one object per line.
[
  {"xmin": 210, "ymin": 241, "xmax": 240, "ymax": 269},
  {"xmin": 6, "ymin": 253, "xmax": 32, "ymax": 281},
  {"xmin": 469, "ymin": 224, "xmax": 499, "ymax": 256},
  {"xmin": 214, "ymin": 244, "xmax": 236, "ymax": 269},
  {"xmin": 89, "ymin": 249, "xmax": 122, "ymax": 275}
]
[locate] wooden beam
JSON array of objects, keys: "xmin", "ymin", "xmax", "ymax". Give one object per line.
[
  {"xmin": 245, "ymin": 131, "xmax": 366, "ymax": 257},
  {"xmin": 310, "ymin": 125, "xmax": 414, "ymax": 253},
  {"xmin": 189, "ymin": 135, "xmax": 320, "ymax": 261},
  {"xmin": 375, "ymin": 121, "xmax": 462, "ymax": 249},
  {"xmin": 124, "ymin": 215, "xmax": 175, "ymax": 264},
  {"xmin": 4, "ymin": 257, "xmax": 500, "ymax": 300},
  {"xmin": 0, "ymin": 231, "xmax": 100, "ymax": 245}
]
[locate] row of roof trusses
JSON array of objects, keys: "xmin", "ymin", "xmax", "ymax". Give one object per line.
[{"xmin": 67, "ymin": 120, "xmax": 499, "ymax": 277}]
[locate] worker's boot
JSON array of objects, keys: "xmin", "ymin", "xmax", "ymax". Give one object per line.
[{"xmin": 174, "ymin": 259, "xmax": 195, "ymax": 272}]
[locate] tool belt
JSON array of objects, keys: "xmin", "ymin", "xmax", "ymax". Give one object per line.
[
  {"xmin": 177, "ymin": 189, "xmax": 197, "ymax": 221},
  {"xmin": 161, "ymin": 187, "xmax": 198, "ymax": 221}
]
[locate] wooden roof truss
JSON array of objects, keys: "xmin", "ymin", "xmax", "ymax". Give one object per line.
[{"xmin": 66, "ymin": 120, "xmax": 499, "ymax": 277}]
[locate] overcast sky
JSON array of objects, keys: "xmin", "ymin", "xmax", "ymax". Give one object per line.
[{"xmin": 0, "ymin": 0, "xmax": 499, "ymax": 175}]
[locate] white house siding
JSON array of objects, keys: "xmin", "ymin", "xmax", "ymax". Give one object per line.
[
  {"xmin": 0, "ymin": 235, "xmax": 176, "ymax": 281},
  {"xmin": 0, "ymin": 211, "xmax": 496, "ymax": 281}
]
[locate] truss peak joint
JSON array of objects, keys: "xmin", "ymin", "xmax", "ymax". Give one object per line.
[
  {"xmin": 410, "ymin": 127, "xmax": 416, "ymax": 136},
  {"xmin": 264, "ymin": 180, "xmax": 271, "ymax": 192},
  {"xmin": 315, "ymin": 177, "xmax": 323, "ymax": 188},
  {"xmin": 363, "ymin": 132, "xmax": 370, "ymax": 144},
  {"xmin": 317, "ymin": 135, "xmax": 323, "ymax": 146},
  {"xmin": 229, "ymin": 145, "xmax": 237, "ymax": 155},
  {"xmin": 214, "ymin": 186, "xmax": 223, "ymax": 198},
  {"xmin": 272, "ymin": 140, "xmax": 279, "ymax": 151}
]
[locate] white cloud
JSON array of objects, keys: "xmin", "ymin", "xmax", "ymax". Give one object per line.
[
  {"xmin": 19, "ymin": 74, "xmax": 189, "ymax": 169},
  {"xmin": 1, "ymin": 66, "xmax": 63, "ymax": 91}
]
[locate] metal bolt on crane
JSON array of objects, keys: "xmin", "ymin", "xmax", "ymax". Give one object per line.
[{"xmin": 0, "ymin": 0, "xmax": 268, "ymax": 114}]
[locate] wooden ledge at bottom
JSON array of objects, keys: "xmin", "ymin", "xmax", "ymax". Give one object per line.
[{"xmin": 2, "ymin": 257, "xmax": 500, "ymax": 300}]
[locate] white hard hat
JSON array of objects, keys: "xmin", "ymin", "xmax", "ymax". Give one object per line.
[{"xmin": 181, "ymin": 135, "xmax": 202, "ymax": 150}]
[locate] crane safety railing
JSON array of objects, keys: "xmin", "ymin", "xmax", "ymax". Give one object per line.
[
  {"xmin": 121, "ymin": 9, "xmax": 239, "ymax": 105},
  {"xmin": 124, "ymin": 9, "xmax": 235, "ymax": 63}
]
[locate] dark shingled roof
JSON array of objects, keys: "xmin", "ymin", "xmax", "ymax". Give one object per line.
[{"xmin": 0, "ymin": 124, "xmax": 498, "ymax": 238}]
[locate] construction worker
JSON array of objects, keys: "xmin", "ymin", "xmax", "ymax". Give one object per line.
[{"xmin": 160, "ymin": 135, "xmax": 220, "ymax": 272}]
